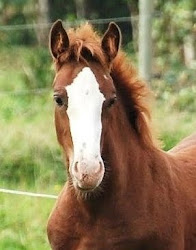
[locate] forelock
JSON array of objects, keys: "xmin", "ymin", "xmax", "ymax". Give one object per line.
[{"xmin": 55, "ymin": 23, "xmax": 107, "ymax": 69}]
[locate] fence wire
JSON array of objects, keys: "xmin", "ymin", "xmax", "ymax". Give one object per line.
[
  {"xmin": 0, "ymin": 15, "xmax": 141, "ymax": 31},
  {"xmin": 0, "ymin": 88, "xmax": 51, "ymax": 96},
  {"xmin": 0, "ymin": 188, "xmax": 57, "ymax": 199},
  {"xmin": 0, "ymin": 10, "xmax": 195, "ymax": 31}
]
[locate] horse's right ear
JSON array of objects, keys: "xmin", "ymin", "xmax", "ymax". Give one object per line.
[{"xmin": 49, "ymin": 20, "xmax": 69, "ymax": 59}]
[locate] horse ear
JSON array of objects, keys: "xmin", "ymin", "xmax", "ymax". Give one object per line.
[
  {"xmin": 49, "ymin": 20, "xmax": 69, "ymax": 59},
  {"xmin": 102, "ymin": 22, "xmax": 121, "ymax": 63}
]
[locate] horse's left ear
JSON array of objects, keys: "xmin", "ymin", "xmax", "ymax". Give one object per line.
[
  {"xmin": 102, "ymin": 22, "xmax": 121, "ymax": 63},
  {"xmin": 49, "ymin": 20, "xmax": 69, "ymax": 59}
]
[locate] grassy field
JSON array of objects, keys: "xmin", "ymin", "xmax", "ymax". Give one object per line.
[
  {"xmin": 0, "ymin": 194, "xmax": 54, "ymax": 250},
  {"xmin": 0, "ymin": 46, "xmax": 195, "ymax": 249}
]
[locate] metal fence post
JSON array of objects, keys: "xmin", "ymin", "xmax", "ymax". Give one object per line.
[{"xmin": 139, "ymin": 0, "xmax": 153, "ymax": 82}]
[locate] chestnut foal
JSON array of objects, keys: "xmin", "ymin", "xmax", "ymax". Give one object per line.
[{"xmin": 47, "ymin": 20, "xmax": 196, "ymax": 250}]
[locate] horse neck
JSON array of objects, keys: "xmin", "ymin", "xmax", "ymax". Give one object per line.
[{"xmin": 101, "ymin": 102, "xmax": 155, "ymax": 199}]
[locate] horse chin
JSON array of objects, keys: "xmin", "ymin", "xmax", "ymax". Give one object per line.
[
  {"xmin": 71, "ymin": 180, "xmax": 104, "ymax": 200},
  {"xmin": 76, "ymin": 185, "xmax": 96, "ymax": 192}
]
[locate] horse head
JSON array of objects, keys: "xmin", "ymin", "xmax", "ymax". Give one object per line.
[{"xmin": 49, "ymin": 20, "xmax": 121, "ymax": 197}]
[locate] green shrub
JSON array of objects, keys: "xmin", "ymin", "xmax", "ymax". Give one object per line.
[{"xmin": 173, "ymin": 87, "xmax": 196, "ymax": 112}]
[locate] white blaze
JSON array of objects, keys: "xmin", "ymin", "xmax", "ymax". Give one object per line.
[{"xmin": 66, "ymin": 67, "xmax": 105, "ymax": 165}]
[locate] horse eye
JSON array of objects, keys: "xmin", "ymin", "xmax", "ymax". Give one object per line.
[
  {"xmin": 107, "ymin": 96, "xmax": 117, "ymax": 108},
  {"xmin": 54, "ymin": 95, "xmax": 64, "ymax": 106}
]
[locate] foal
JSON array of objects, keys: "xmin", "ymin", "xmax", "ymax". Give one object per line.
[{"xmin": 47, "ymin": 20, "xmax": 196, "ymax": 250}]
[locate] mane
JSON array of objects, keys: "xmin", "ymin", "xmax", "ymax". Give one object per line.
[
  {"xmin": 56, "ymin": 23, "xmax": 157, "ymax": 149},
  {"xmin": 111, "ymin": 52, "xmax": 156, "ymax": 148},
  {"xmin": 56, "ymin": 23, "xmax": 107, "ymax": 68}
]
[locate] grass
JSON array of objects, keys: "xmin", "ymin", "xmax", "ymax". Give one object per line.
[
  {"xmin": 153, "ymin": 101, "xmax": 195, "ymax": 150},
  {"xmin": 0, "ymin": 194, "xmax": 54, "ymax": 250},
  {"xmin": 0, "ymin": 92, "xmax": 65, "ymax": 191},
  {"xmin": 0, "ymin": 46, "xmax": 195, "ymax": 249}
]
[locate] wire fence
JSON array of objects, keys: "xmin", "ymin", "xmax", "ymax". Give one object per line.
[
  {"xmin": 0, "ymin": 88, "xmax": 51, "ymax": 96},
  {"xmin": 0, "ymin": 11, "xmax": 195, "ymax": 30},
  {"xmin": 0, "ymin": 14, "xmax": 149, "ymax": 31},
  {"xmin": 0, "ymin": 188, "xmax": 57, "ymax": 199}
]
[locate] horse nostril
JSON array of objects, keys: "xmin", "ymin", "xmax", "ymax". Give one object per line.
[
  {"xmin": 74, "ymin": 161, "xmax": 79, "ymax": 172},
  {"xmin": 99, "ymin": 161, "xmax": 104, "ymax": 167},
  {"xmin": 94, "ymin": 161, "xmax": 103, "ymax": 174}
]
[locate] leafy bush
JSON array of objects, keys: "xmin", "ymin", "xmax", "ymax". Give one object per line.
[{"xmin": 173, "ymin": 87, "xmax": 196, "ymax": 112}]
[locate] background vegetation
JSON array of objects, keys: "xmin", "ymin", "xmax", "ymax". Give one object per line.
[{"xmin": 0, "ymin": 0, "xmax": 195, "ymax": 249}]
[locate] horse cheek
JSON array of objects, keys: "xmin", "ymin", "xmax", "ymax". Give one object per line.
[{"xmin": 55, "ymin": 109, "xmax": 73, "ymax": 169}]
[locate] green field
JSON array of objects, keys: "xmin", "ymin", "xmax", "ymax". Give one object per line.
[{"xmin": 0, "ymin": 47, "xmax": 195, "ymax": 249}]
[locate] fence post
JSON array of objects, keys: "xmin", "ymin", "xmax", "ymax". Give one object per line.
[{"xmin": 138, "ymin": 0, "xmax": 153, "ymax": 82}]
